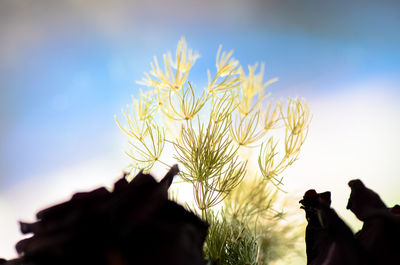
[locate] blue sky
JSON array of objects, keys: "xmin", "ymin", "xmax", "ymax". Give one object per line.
[{"xmin": 1, "ymin": 0, "xmax": 400, "ymax": 259}]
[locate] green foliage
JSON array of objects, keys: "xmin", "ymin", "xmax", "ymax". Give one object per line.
[
  {"xmin": 117, "ymin": 38, "xmax": 311, "ymax": 264},
  {"xmin": 205, "ymin": 213, "xmax": 258, "ymax": 265},
  {"xmin": 173, "ymin": 118, "xmax": 247, "ymax": 217}
]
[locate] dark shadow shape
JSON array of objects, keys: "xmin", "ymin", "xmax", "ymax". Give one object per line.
[
  {"xmin": 347, "ymin": 179, "xmax": 400, "ymax": 265},
  {"xmin": 3, "ymin": 165, "xmax": 208, "ymax": 265},
  {"xmin": 300, "ymin": 189, "xmax": 365, "ymax": 265}
]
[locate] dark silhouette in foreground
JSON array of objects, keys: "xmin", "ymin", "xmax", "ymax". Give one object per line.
[
  {"xmin": 347, "ymin": 179, "xmax": 400, "ymax": 265},
  {"xmin": 2, "ymin": 165, "xmax": 209, "ymax": 265},
  {"xmin": 300, "ymin": 190, "xmax": 364, "ymax": 265},
  {"xmin": 301, "ymin": 179, "xmax": 399, "ymax": 265}
]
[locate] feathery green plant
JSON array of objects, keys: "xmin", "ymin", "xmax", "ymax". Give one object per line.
[{"xmin": 117, "ymin": 38, "xmax": 311, "ymax": 264}]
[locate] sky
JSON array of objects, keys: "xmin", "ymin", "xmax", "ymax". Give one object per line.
[{"xmin": 1, "ymin": 0, "xmax": 400, "ymax": 260}]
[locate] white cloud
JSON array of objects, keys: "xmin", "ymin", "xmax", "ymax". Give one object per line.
[{"xmin": 283, "ymin": 80, "xmax": 400, "ymax": 230}]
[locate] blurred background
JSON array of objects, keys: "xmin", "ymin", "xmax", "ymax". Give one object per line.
[{"xmin": 1, "ymin": 0, "xmax": 400, "ymax": 259}]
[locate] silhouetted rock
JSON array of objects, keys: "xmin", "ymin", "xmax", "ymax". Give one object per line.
[
  {"xmin": 391, "ymin": 204, "xmax": 400, "ymax": 215},
  {"xmin": 347, "ymin": 179, "xmax": 387, "ymax": 221},
  {"xmin": 347, "ymin": 179, "xmax": 400, "ymax": 265},
  {"xmin": 6, "ymin": 165, "xmax": 208, "ymax": 265},
  {"xmin": 300, "ymin": 189, "xmax": 364, "ymax": 265}
]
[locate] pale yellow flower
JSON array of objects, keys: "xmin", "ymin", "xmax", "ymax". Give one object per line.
[
  {"xmin": 115, "ymin": 93, "xmax": 154, "ymax": 141},
  {"xmin": 137, "ymin": 37, "xmax": 199, "ymax": 91},
  {"xmin": 282, "ymin": 98, "xmax": 311, "ymax": 135},
  {"xmin": 126, "ymin": 120, "xmax": 165, "ymax": 171},
  {"xmin": 262, "ymin": 101, "xmax": 281, "ymax": 131},
  {"xmin": 207, "ymin": 45, "xmax": 240, "ymax": 94},
  {"xmin": 210, "ymin": 91, "xmax": 237, "ymax": 124},
  {"xmin": 162, "ymin": 82, "xmax": 209, "ymax": 121},
  {"xmin": 229, "ymin": 112, "xmax": 264, "ymax": 147},
  {"xmin": 237, "ymin": 63, "xmax": 278, "ymax": 116}
]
